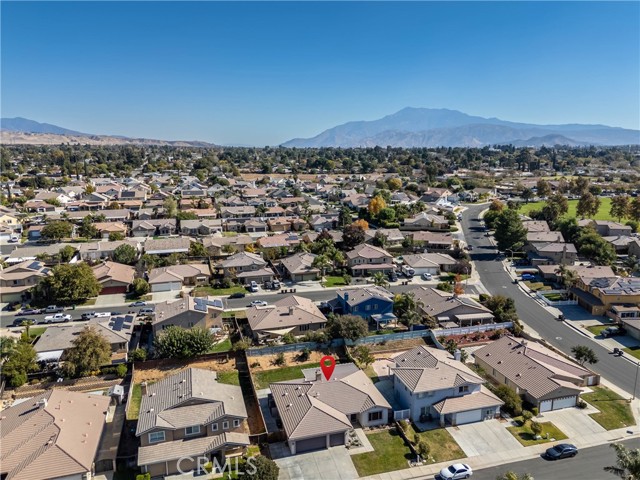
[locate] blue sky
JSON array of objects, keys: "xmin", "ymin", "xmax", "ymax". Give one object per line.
[{"xmin": 2, "ymin": 1, "xmax": 639, "ymax": 146}]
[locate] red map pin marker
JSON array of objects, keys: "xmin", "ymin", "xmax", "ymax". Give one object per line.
[{"xmin": 319, "ymin": 356, "xmax": 336, "ymax": 381}]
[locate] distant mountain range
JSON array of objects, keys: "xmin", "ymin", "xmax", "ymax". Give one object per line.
[
  {"xmin": 0, "ymin": 117, "xmax": 215, "ymax": 147},
  {"xmin": 282, "ymin": 108, "xmax": 640, "ymax": 148}
]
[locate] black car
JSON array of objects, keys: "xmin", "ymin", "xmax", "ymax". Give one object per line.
[
  {"xmin": 388, "ymin": 273, "xmax": 398, "ymax": 282},
  {"xmin": 229, "ymin": 292, "xmax": 246, "ymax": 299},
  {"xmin": 11, "ymin": 318, "xmax": 34, "ymax": 327},
  {"xmin": 545, "ymin": 443, "xmax": 578, "ymax": 460}
]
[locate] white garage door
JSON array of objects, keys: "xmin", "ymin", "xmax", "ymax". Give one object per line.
[
  {"xmin": 152, "ymin": 282, "xmax": 182, "ymax": 292},
  {"xmin": 552, "ymin": 396, "xmax": 577, "ymax": 410},
  {"xmin": 539, "ymin": 400, "xmax": 553, "ymax": 412},
  {"xmin": 455, "ymin": 409, "xmax": 483, "ymax": 425}
]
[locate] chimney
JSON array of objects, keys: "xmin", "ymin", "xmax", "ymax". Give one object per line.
[
  {"xmin": 344, "ymin": 292, "xmax": 349, "ymax": 302},
  {"xmin": 289, "ymin": 306, "xmax": 294, "ymax": 316},
  {"xmin": 454, "ymin": 349, "xmax": 462, "ymax": 362},
  {"xmin": 37, "ymin": 399, "xmax": 48, "ymax": 408},
  {"xmin": 315, "ymin": 370, "xmax": 322, "ymax": 382},
  {"xmin": 141, "ymin": 382, "xmax": 148, "ymax": 396}
]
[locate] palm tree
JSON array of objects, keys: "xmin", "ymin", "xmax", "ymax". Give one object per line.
[
  {"xmin": 312, "ymin": 254, "xmax": 332, "ymax": 279},
  {"xmin": 555, "ymin": 264, "xmax": 578, "ymax": 290},
  {"xmin": 604, "ymin": 443, "xmax": 640, "ymax": 479},
  {"xmin": 20, "ymin": 319, "xmax": 35, "ymax": 338},
  {"xmin": 371, "ymin": 272, "xmax": 389, "ymax": 288}
]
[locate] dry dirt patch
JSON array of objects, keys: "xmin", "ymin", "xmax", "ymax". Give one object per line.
[
  {"xmin": 133, "ymin": 356, "xmax": 237, "ymax": 384},
  {"xmin": 248, "ymin": 350, "xmax": 329, "ymax": 371}
]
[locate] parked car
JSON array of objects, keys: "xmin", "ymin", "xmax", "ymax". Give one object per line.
[
  {"xmin": 44, "ymin": 305, "xmax": 64, "ymax": 314},
  {"xmin": 388, "ymin": 273, "xmax": 398, "ymax": 282},
  {"xmin": 248, "ymin": 281, "xmax": 259, "ymax": 293},
  {"xmin": 249, "ymin": 300, "xmax": 268, "ymax": 307},
  {"xmin": 139, "ymin": 307, "xmax": 155, "ymax": 315},
  {"xmin": 130, "ymin": 301, "xmax": 147, "ymax": 307},
  {"xmin": 421, "ymin": 272, "xmax": 433, "ymax": 280},
  {"xmin": 81, "ymin": 311, "xmax": 97, "ymax": 320},
  {"xmin": 229, "ymin": 292, "xmax": 246, "ymax": 299},
  {"xmin": 272, "ymin": 280, "xmax": 281, "ymax": 289},
  {"xmin": 11, "ymin": 318, "xmax": 35, "ymax": 327},
  {"xmin": 521, "ymin": 273, "xmax": 536, "ymax": 281},
  {"xmin": 42, "ymin": 313, "xmax": 72, "ymax": 324},
  {"xmin": 602, "ymin": 326, "xmax": 624, "ymax": 337},
  {"xmin": 16, "ymin": 308, "xmax": 42, "ymax": 316},
  {"xmin": 544, "ymin": 443, "xmax": 578, "ymax": 460},
  {"xmin": 436, "ymin": 463, "xmax": 473, "ymax": 479}
]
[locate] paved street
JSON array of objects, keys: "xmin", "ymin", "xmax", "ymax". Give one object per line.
[
  {"xmin": 472, "ymin": 438, "xmax": 640, "ymax": 480},
  {"xmin": 461, "ymin": 204, "xmax": 640, "ymax": 396}
]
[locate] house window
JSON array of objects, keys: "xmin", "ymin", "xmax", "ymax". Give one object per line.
[
  {"xmin": 353, "ymin": 306, "xmax": 358, "ymax": 312},
  {"xmin": 148, "ymin": 431, "xmax": 165, "ymax": 444},
  {"xmin": 365, "ymin": 305, "xmax": 371, "ymax": 311},
  {"xmin": 458, "ymin": 385, "xmax": 469, "ymax": 394},
  {"xmin": 185, "ymin": 426, "xmax": 201, "ymax": 436},
  {"xmin": 420, "ymin": 406, "xmax": 430, "ymax": 416},
  {"xmin": 299, "ymin": 324, "xmax": 310, "ymax": 331},
  {"xmin": 368, "ymin": 411, "xmax": 383, "ymax": 422},
  {"xmin": 233, "ymin": 419, "xmax": 241, "ymax": 428},
  {"xmin": 211, "ymin": 423, "xmax": 218, "ymax": 432},
  {"xmin": 373, "ymin": 304, "xmax": 378, "ymax": 310},
  {"xmin": 222, "ymin": 421, "xmax": 229, "ymax": 430}
]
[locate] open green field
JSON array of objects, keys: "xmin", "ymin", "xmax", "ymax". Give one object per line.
[{"xmin": 519, "ymin": 197, "xmax": 613, "ymax": 221}]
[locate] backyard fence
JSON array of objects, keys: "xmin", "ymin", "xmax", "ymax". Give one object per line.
[{"xmin": 393, "ymin": 409, "xmax": 411, "ymax": 420}]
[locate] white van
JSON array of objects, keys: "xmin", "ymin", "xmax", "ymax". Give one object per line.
[{"xmin": 248, "ymin": 281, "xmax": 259, "ymax": 293}]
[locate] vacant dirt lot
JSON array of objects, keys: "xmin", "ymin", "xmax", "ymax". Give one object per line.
[
  {"xmin": 133, "ymin": 356, "xmax": 236, "ymax": 384},
  {"xmin": 248, "ymin": 350, "xmax": 331, "ymax": 371}
]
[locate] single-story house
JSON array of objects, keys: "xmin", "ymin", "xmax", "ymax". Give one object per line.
[
  {"xmin": 278, "ymin": 252, "xmax": 320, "ymax": 282},
  {"xmin": 92, "ymin": 261, "xmax": 136, "ymax": 294},
  {"xmin": 245, "ymin": 295, "xmax": 327, "ymax": 340},
  {"xmin": 148, "ymin": 263, "xmax": 211, "ymax": 292}
]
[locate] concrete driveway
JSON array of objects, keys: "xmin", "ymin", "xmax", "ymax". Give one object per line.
[
  {"xmin": 274, "ymin": 445, "xmax": 358, "ymax": 480},
  {"xmin": 538, "ymin": 407, "xmax": 606, "ymax": 438},
  {"xmin": 447, "ymin": 419, "xmax": 522, "ymax": 457}
]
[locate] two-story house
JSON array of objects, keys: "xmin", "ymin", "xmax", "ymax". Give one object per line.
[
  {"xmin": 131, "ymin": 219, "xmax": 177, "ymax": 237},
  {"xmin": 0, "ymin": 260, "xmax": 50, "ymax": 303},
  {"xmin": 269, "ymin": 363, "xmax": 390, "ymax": 455},
  {"xmin": 392, "ymin": 345, "xmax": 503, "ymax": 427},
  {"xmin": 346, "ymin": 243, "xmax": 394, "ymax": 277},
  {"xmin": 330, "ymin": 286, "xmax": 394, "ymax": 320},
  {"xmin": 136, "ymin": 368, "xmax": 250, "ymax": 478},
  {"xmin": 218, "ymin": 252, "xmax": 273, "ymax": 285}
]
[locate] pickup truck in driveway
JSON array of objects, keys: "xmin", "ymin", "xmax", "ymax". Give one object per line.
[{"xmin": 42, "ymin": 313, "xmax": 72, "ymax": 324}]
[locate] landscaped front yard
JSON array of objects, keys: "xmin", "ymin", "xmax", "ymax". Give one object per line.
[
  {"xmin": 413, "ymin": 427, "xmax": 465, "ymax": 463},
  {"xmin": 351, "ymin": 429, "xmax": 411, "ymax": 476},
  {"xmin": 587, "ymin": 324, "xmax": 612, "ymax": 336},
  {"xmin": 582, "ymin": 386, "xmax": 636, "ymax": 430},
  {"xmin": 193, "ymin": 285, "xmax": 247, "ymax": 296},
  {"xmin": 623, "ymin": 347, "xmax": 640, "ymax": 361},
  {"xmin": 507, "ymin": 418, "xmax": 568, "ymax": 446},
  {"xmin": 322, "ymin": 275, "xmax": 348, "ymax": 287}
]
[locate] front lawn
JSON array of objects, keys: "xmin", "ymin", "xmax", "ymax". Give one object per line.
[
  {"xmin": 217, "ymin": 371, "xmax": 240, "ymax": 386},
  {"xmin": 623, "ymin": 347, "xmax": 640, "ymax": 361},
  {"xmin": 542, "ymin": 292, "xmax": 564, "ymax": 302},
  {"xmin": 587, "ymin": 324, "xmax": 612, "ymax": 336},
  {"xmin": 127, "ymin": 295, "xmax": 152, "ymax": 303},
  {"xmin": 322, "ymin": 275, "xmax": 348, "ymax": 287},
  {"xmin": 28, "ymin": 327, "xmax": 47, "ymax": 339},
  {"xmin": 351, "ymin": 429, "xmax": 411, "ymax": 476},
  {"xmin": 209, "ymin": 337, "xmax": 232, "ymax": 353},
  {"xmin": 413, "ymin": 427, "xmax": 465, "ymax": 463},
  {"xmin": 582, "ymin": 386, "xmax": 636, "ymax": 430},
  {"xmin": 193, "ymin": 285, "xmax": 247, "ymax": 297},
  {"xmin": 507, "ymin": 418, "xmax": 568, "ymax": 446},
  {"xmin": 523, "ymin": 281, "xmax": 552, "ymax": 291},
  {"xmin": 252, "ymin": 362, "xmax": 320, "ymax": 389}
]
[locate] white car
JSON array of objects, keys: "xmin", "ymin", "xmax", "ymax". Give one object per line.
[
  {"xmin": 43, "ymin": 313, "xmax": 72, "ymax": 324},
  {"xmin": 249, "ymin": 300, "xmax": 268, "ymax": 307},
  {"xmin": 421, "ymin": 272, "xmax": 433, "ymax": 280},
  {"xmin": 436, "ymin": 463, "xmax": 472, "ymax": 480}
]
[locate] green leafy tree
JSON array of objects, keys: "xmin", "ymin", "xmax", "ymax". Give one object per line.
[
  {"xmin": 571, "ymin": 345, "xmax": 598, "ymax": 366},
  {"xmin": 58, "ymin": 245, "xmax": 76, "ymax": 263},
  {"xmin": 3, "ymin": 337, "xmax": 38, "ymax": 387},
  {"xmin": 416, "ymin": 440, "xmax": 430, "ymax": 461},
  {"xmin": 20, "ymin": 319, "xmax": 35, "ymax": 338},
  {"xmin": 610, "ymin": 195, "xmax": 631, "ymax": 222},
  {"xmin": 113, "ymin": 243, "xmax": 138, "ymax": 265},
  {"xmin": 108, "ymin": 231, "xmax": 125, "ymax": 241},
  {"xmin": 630, "ymin": 197, "xmax": 640, "ymax": 222},
  {"xmin": 163, "ymin": 196, "xmax": 178, "ymax": 218},
  {"xmin": 1, "ymin": 336, "xmax": 16, "ymax": 361},
  {"xmin": 37, "ymin": 263, "xmax": 101, "ymax": 305},
  {"xmin": 78, "ymin": 215, "xmax": 98, "ymax": 239},
  {"xmin": 132, "ymin": 278, "xmax": 150, "ymax": 297},
  {"xmin": 371, "ymin": 271, "xmax": 389, "ymax": 288},
  {"xmin": 393, "ymin": 292, "xmax": 424, "ymax": 327},
  {"xmin": 154, "ymin": 326, "xmax": 214, "ymax": 359},
  {"xmin": 536, "ymin": 179, "xmax": 552, "ymax": 198},
  {"xmin": 189, "ymin": 241, "xmax": 208, "ymax": 257},
  {"xmin": 493, "ymin": 384, "xmax": 522, "ymax": 415},
  {"xmin": 575, "ymin": 227, "xmax": 617, "ymax": 266},
  {"xmin": 576, "ymin": 192, "xmax": 601, "ymax": 219},
  {"xmin": 338, "ymin": 206, "xmax": 353, "ymax": 228},
  {"xmin": 343, "ymin": 223, "xmax": 366, "ymax": 249},
  {"xmin": 494, "ymin": 209, "xmax": 526, "ymax": 252},
  {"xmin": 244, "ymin": 455, "xmax": 279, "ymax": 480},
  {"xmin": 62, "ymin": 326, "xmax": 112, "ymax": 377},
  {"xmin": 521, "ymin": 188, "xmax": 534, "ymax": 204},
  {"xmin": 530, "ymin": 421, "xmax": 543, "ymax": 437},
  {"xmin": 312, "ymin": 254, "xmax": 332, "ymax": 277},
  {"xmin": 482, "ymin": 295, "xmax": 519, "ymax": 323},
  {"xmin": 542, "ymin": 193, "xmax": 569, "ymax": 225},
  {"xmin": 372, "ymin": 231, "xmax": 389, "ymax": 248},
  {"xmin": 41, "ymin": 221, "xmax": 74, "ymax": 241},
  {"xmin": 604, "ymin": 443, "xmax": 640, "ymax": 479},
  {"xmin": 326, "ymin": 314, "xmax": 368, "ymax": 341},
  {"xmin": 353, "ymin": 345, "xmax": 375, "ymax": 368},
  {"xmin": 130, "ymin": 348, "xmax": 148, "ymax": 362}
]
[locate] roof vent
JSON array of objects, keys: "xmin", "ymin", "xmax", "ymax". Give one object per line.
[
  {"xmin": 149, "ymin": 408, "xmax": 154, "ymax": 412},
  {"xmin": 497, "ymin": 361, "xmax": 502, "ymax": 364},
  {"xmin": 151, "ymin": 392, "xmax": 156, "ymax": 396},
  {"xmin": 516, "ymin": 373, "xmax": 521, "ymax": 377},
  {"xmin": 287, "ymin": 403, "xmax": 293, "ymax": 408}
]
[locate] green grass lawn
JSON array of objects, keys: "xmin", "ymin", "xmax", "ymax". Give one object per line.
[
  {"xmin": 507, "ymin": 419, "xmax": 568, "ymax": 447},
  {"xmin": 217, "ymin": 371, "xmax": 240, "ymax": 386},
  {"xmin": 524, "ymin": 281, "xmax": 552, "ymax": 291},
  {"xmin": 413, "ymin": 427, "xmax": 465, "ymax": 463},
  {"xmin": 363, "ymin": 365, "xmax": 380, "ymax": 383},
  {"xmin": 126, "ymin": 383, "xmax": 142, "ymax": 420},
  {"xmin": 209, "ymin": 337, "xmax": 232, "ymax": 353},
  {"xmin": 586, "ymin": 324, "xmax": 613, "ymax": 336},
  {"xmin": 252, "ymin": 362, "xmax": 321, "ymax": 389},
  {"xmin": 519, "ymin": 197, "xmax": 613, "ymax": 221},
  {"xmin": 322, "ymin": 275, "xmax": 347, "ymax": 287},
  {"xmin": 583, "ymin": 386, "xmax": 636, "ymax": 430},
  {"xmin": 351, "ymin": 429, "xmax": 411, "ymax": 476},
  {"xmin": 28, "ymin": 327, "xmax": 47, "ymax": 339},
  {"xmin": 127, "ymin": 294, "xmax": 152, "ymax": 303},
  {"xmin": 623, "ymin": 347, "xmax": 640, "ymax": 361},
  {"xmin": 542, "ymin": 292, "xmax": 564, "ymax": 302},
  {"xmin": 193, "ymin": 285, "xmax": 247, "ymax": 296}
]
